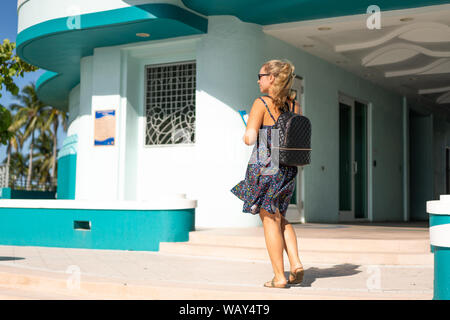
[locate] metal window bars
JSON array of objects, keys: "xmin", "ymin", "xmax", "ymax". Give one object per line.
[{"xmin": 145, "ymin": 61, "xmax": 196, "ymax": 146}]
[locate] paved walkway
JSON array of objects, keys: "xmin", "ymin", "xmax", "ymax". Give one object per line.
[{"xmin": 0, "ymin": 222, "xmax": 433, "ymax": 300}]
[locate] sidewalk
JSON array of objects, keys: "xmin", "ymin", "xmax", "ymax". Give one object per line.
[{"xmin": 0, "ymin": 223, "xmax": 433, "ymax": 300}]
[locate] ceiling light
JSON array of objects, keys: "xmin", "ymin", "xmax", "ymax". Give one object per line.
[
  {"xmin": 318, "ymin": 27, "xmax": 332, "ymax": 31},
  {"xmin": 136, "ymin": 33, "xmax": 150, "ymax": 38},
  {"xmin": 400, "ymin": 17, "xmax": 414, "ymax": 22}
]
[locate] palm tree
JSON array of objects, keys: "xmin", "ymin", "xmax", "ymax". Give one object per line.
[
  {"xmin": 5, "ymin": 108, "xmax": 25, "ymax": 188},
  {"xmin": 32, "ymin": 130, "xmax": 54, "ymax": 190},
  {"xmin": 9, "ymin": 83, "xmax": 49, "ymax": 190},
  {"xmin": 41, "ymin": 106, "xmax": 68, "ymax": 186},
  {"xmin": 4, "ymin": 151, "xmax": 27, "ymax": 189}
]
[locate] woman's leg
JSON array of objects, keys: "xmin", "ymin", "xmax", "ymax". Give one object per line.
[
  {"xmin": 259, "ymin": 208, "xmax": 287, "ymax": 285},
  {"xmin": 280, "ymin": 214, "xmax": 304, "ymax": 277}
]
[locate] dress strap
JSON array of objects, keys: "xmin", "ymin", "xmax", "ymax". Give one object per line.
[{"xmin": 258, "ymin": 97, "xmax": 277, "ymax": 125}]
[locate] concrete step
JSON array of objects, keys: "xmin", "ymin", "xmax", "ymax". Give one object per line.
[
  {"xmin": 158, "ymin": 242, "xmax": 433, "ymax": 265},
  {"xmin": 187, "ymin": 232, "xmax": 431, "ymax": 253}
]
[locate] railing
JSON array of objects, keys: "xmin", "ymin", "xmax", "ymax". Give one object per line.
[
  {"xmin": 1, "ymin": 165, "xmax": 57, "ymax": 191},
  {"xmin": 9, "ymin": 176, "xmax": 57, "ymax": 192}
]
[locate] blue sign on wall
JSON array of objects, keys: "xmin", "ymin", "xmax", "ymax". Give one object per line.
[{"xmin": 94, "ymin": 110, "xmax": 116, "ymax": 146}]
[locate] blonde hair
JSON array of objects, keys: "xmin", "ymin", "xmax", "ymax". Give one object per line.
[{"xmin": 262, "ymin": 59, "xmax": 296, "ymax": 113}]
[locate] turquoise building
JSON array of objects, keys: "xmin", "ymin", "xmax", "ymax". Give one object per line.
[{"xmin": 1, "ymin": 0, "xmax": 450, "ymax": 250}]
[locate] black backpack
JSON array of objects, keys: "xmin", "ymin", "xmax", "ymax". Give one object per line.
[{"xmin": 259, "ymin": 96, "xmax": 311, "ymax": 167}]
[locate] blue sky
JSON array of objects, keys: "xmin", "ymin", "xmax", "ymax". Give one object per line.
[{"xmin": 0, "ymin": 0, "xmax": 66, "ymax": 164}]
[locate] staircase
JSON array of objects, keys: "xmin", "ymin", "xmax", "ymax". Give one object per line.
[{"xmin": 159, "ymin": 224, "xmax": 433, "ymax": 266}]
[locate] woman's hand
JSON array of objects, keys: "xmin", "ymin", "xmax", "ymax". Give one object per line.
[{"xmin": 243, "ymin": 128, "xmax": 258, "ymax": 145}]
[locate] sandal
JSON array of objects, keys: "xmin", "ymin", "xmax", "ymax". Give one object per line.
[
  {"xmin": 263, "ymin": 277, "xmax": 289, "ymax": 289},
  {"xmin": 287, "ymin": 267, "xmax": 304, "ymax": 285}
]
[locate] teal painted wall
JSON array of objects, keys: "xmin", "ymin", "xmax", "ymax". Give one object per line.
[
  {"xmin": 433, "ymin": 247, "xmax": 450, "ymax": 300},
  {"xmin": 0, "ymin": 188, "xmax": 11, "ymax": 199},
  {"xmin": 429, "ymin": 214, "xmax": 450, "ymax": 300},
  {"xmin": 0, "ymin": 207, "xmax": 195, "ymax": 251},
  {"xmin": 182, "ymin": 0, "xmax": 450, "ymax": 25},
  {"xmin": 56, "ymin": 135, "xmax": 78, "ymax": 200},
  {"xmin": 56, "ymin": 154, "xmax": 77, "ymax": 199}
]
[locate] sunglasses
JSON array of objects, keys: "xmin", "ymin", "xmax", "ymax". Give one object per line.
[{"xmin": 258, "ymin": 73, "xmax": 270, "ymax": 80}]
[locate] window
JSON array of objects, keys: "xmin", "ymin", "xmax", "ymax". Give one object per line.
[{"xmin": 145, "ymin": 61, "xmax": 196, "ymax": 146}]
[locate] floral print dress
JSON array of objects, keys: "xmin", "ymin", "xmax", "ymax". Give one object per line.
[{"xmin": 230, "ymin": 97, "xmax": 298, "ymax": 217}]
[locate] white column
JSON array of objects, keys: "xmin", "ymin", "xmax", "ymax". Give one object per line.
[
  {"xmin": 80, "ymin": 47, "xmax": 122, "ymax": 200},
  {"xmin": 73, "ymin": 56, "xmax": 94, "ymax": 200}
]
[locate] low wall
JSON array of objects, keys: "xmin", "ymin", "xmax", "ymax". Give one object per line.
[{"xmin": 0, "ymin": 196, "xmax": 196, "ymax": 251}]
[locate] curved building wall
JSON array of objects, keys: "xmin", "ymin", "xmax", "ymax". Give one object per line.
[{"xmin": 17, "ymin": 0, "xmax": 190, "ymax": 33}]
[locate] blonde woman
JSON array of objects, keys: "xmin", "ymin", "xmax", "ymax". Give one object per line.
[{"xmin": 231, "ymin": 59, "xmax": 304, "ymax": 288}]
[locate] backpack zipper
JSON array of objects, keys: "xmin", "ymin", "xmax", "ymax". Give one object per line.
[{"xmin": 273, "ymin": 147, "xmax": 312, "ymax": 151}]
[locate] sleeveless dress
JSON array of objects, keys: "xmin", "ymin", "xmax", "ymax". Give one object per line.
[{"xmin": 230, "ymin": 97, "xmax": 298, "ymax": 217}]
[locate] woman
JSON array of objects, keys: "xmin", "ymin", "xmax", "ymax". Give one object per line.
[{"xmin": 230, "ymin": 59, "xmax": 304, "ymax": 289}]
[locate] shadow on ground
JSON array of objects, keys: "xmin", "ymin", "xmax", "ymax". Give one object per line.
[
  {"xmin": 0, "ymin": 257, "xmax": 25, "ymax": 261},
  {"xmin": 287, "ymin": 263, "xmax": 362, "ymax": 287}
]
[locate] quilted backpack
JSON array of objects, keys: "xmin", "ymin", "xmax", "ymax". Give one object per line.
[{"xmin": 258, "ymin": 96, "xmax": 311, "ymax": 167}]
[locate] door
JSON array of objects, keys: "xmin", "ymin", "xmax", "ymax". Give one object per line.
[
  {"xmin": 409, "ymin": 111, "xmax": 433, "ymax": 221},
  {"xmin": 339, "ymin": 94, "xmax": 368, "ymax": 221},
  {"xmin": 286, "ymin": 76, "xmax": 304, "ymax": 223}
]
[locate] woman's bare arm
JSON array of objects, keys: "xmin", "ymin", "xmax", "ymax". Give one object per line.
[{"xmin": 242, "ymin": 98, "xmax": 265, "ymax": 145}]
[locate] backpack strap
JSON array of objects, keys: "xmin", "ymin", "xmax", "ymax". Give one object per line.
[
  {"xmin": 258, "ymin": 97, "xmax": 277, "ymax": 125},
  {"xmin": 289, "ymin": 98, "xmax": 303, "ymax": 115}
]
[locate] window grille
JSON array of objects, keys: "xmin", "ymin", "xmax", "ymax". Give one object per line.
[{"xmin": 145, "ymin": 61, "xmax": 196, "ymax": 146}]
